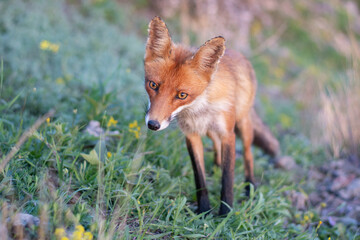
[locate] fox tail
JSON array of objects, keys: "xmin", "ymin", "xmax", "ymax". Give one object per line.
[{"xmin": 251, "ymin": 109, "xmax": 280, "ymax": 157}]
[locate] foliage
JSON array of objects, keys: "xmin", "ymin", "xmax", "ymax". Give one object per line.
[{"xmin": 0, "ymin": 0, "xmax": 358, "ymax": 239}]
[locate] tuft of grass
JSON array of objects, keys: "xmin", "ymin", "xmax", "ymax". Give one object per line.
[{"xmin": 313, "ymin": 36, "xmax": 360, "ymax": 158}]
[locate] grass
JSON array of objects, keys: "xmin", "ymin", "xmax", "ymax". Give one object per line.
[{"xmin": 0, "ymin": 0, "xmax": 359, "ymax": 239}]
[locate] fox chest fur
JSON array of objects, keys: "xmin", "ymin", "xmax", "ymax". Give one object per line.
[{"xmin": 176, "ymin": 89, "xmax": 233, "ymax": 136}]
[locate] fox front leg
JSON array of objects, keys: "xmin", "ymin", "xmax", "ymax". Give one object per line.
[
  {"xmin": 219, "ymin": 131, "xmax": 236, "ymax": 215},
  {"xmin": 186, "ymin": 134, "xmax": 211, "ymax": 213},
  {"xmin": 207, "ymin": 131, "xmax": 222, "ymax": 167}
]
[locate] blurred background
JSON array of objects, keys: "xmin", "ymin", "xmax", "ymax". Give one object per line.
[{"xmin": 0, "ymin": 0, "xmax": 359, "ymax": 239}]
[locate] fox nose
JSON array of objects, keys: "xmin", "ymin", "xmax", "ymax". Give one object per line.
[{"xmin": 148, "ymin": 120, "xmax": 160, "ymax": 131}]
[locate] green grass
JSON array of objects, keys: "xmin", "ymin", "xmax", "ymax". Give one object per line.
[{"xmin": 0, "ymin": 0, "xmax": 359, "ymax": 239}]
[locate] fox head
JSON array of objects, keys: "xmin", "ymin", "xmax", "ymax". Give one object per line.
[{"xmin": 144, "ymin": 16, "xmax": 225, "ymax": 131}]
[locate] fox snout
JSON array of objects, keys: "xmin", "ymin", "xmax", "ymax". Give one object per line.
[
  {"xmin": 147, "ymin": 120, "xmax": 160, "ymax": 131},
  {"xmin": 145, "ymin": 108, "xmax": 171, "ymax": 132},
  {"xmin": 145, "ymin": 117, "xmax": 171, "ymax": 131}
]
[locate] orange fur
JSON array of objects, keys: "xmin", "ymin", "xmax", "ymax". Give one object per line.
[{"xmin": 144, "ymin": 16, "xmax": 279, "ymax": 215}]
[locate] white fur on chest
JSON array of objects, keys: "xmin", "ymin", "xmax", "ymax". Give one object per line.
[{"xmin": 175, "ymin": 94, "xmax": 231, "ymax": 136}]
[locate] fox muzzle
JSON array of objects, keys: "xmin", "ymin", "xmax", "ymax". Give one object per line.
[{"xmin": 147, "ymin": 120, "xmax": 160, "ymax": 131}]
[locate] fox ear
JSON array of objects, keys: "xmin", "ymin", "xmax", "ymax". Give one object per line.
[
  {"xmin": 190, "ymin": 36, "xmax": 225, "ymax": 78},
  {"xmin": 145, "ymin": 16, "xmax": 172, "ymax": 61}
]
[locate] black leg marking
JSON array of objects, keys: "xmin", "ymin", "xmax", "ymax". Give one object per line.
[{"xmin": 219, "ymin": 143, "xmax": 235, "ymax": 215}]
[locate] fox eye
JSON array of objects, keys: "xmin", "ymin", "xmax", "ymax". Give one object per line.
[
  {"xmin": 149, "ymin": 81, "xmax": 158, "ymax": 90},
  {"xmin": 177, "ymin": 92, "xmax": 188, "ymax": 100}
]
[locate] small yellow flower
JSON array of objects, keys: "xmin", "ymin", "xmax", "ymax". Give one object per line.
[
  {"xmin": 137, "ymin": 200, "xmax": 141, "ymax": 205},
  {"xmin": 40, "ymin": 40, "xmax": 50, "ymax": 50},
  {"xmin": 328, "ymin": 238, "xmax": 331, "ymax": 240},
  {"xmin": 55, "ymin": 227, "xmax": 65, "ymax": 236},
  {"xmin": 75, "ymin": 225, "xmax": 85, "ymax": 233},
  {"xmin": 295, "ymin": 213, "xmax": 300, "ymax": 219},
  {"xmin": 84, "ymin": 232, "xmax": 93, "ymax": 240},
  {"xmin": 107, "ymin": 116, "xmax": 118, "ymax": 127},
  {"xmin": 129, "ymin": 120, "xmax": 141, "ymax": 139},
  {"xmin": 129, "ymin": 120, "xmax": 138, "ymax": 129},
  {"xmin": 129, "ymin": 129, "xmax": 140, "ymax": 139},
  {"xmin": 308, "ymin": 212, "xmax": 314, "ymax": 219},
  {"xmin": 317, "ymin": 220, "xmax": 323, "ymax": 229},
  {"xmin": 39, "ymin": 40, "xmax": 60, "ymax": 53},
  {"xmin": 60, "ymin": 237, "xmax": 69, "ymax": 240},
  {"xmin": 107, "ymin": 152, "xmax": 112, "ymax": 158},
  {"xmin": 49, "ymin": 44, "xmax": 60, "ymax": 53},
  {"xmin": 235, "ymin": 211, "xmax": 240, "ymax": 215},
  {"xmin": 321, "ymin": 202, "xmax": 327, "ymax": 208},
  {"xmin": 46, "ymin": 117, "xmax": 50, "ymax": 124},
  {"xmin": 304, "ymin": 215, "xmax": 309, "ymax": 222},
  {"xmin": 72, "ymin": 231, "xmax": 82, "ymax": 240}
]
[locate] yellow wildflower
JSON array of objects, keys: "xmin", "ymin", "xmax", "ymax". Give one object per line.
[
  {"xmin": 308, "ymin": 212, "xmax": 314, "ymax": 219},
  {"xmin": 61, "ymin": 237, "xmax": 69, "ymax": 240},
  {"xmin": 39, "ymin": 40, "xmax": 60, "ymax": 53},
  {"xmin": 304, "ymin": 215, "xmax": 309, "ymax": 222},
  {"xmin": 107, "ymin": 152, "xmax": 112, "ymax": 158},
  {"xmin": 46, "ymin": 117, "xmax": 50, "ymax": 124},
  {"xmin": 72, "ymin": 231, "xmax": 82, "ymax": 240},
  {"xmin": 75, "ymin": 225, "xmax": 85, "ymax": 233},
  {"xmin": 40, "ymin": 40, "xmax": 50, "ymax": 50},
  {"xmin": 129, "ymin": 120, "xmax": 138, "ymax": 129},
  {"xmin": 137, "ymin": 200, "xmax": 141, "ymax": 205},
  {"xmin": 235, "ymin": 211, "xmax": 240, "ymax": 215},
  {"xmin": 107, "ymin": 116, "xmax": 118, "ymax": 127},
  {"xmin": 295, "ymin": 213, "xmax": 300, "ymax": 219},
  {"xmin": 321, "ymin": 202, "xmax": 327, "ymax": 208},
  {"xmin": 84, "ymin": 232, "xmax": 93, "ymax": 240},
  {"xmin": 317, "ymin": 220, "xmax": 322, "ymax": 229},
  {"xmin": 129, "ymin": 120, "xmax": 141, "ymax": 139},
  {"xmin": 49, "ymin": 44, "xmax": 60, "ymax": 53},
  {"xmin": 54, "ymin": 227, "xmax": 65, "ymax": 236}
]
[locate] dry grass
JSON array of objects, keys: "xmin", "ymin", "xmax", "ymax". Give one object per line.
[{"xmin": 313, "ymin": 36, "xmax": 360, "ymax": 158}]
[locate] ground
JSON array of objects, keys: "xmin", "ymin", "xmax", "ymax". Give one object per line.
[{"xmin": 0, "ymin": 0, "xmax": 359, "ymax": 239}]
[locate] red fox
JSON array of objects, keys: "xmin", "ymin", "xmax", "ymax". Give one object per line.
[{"xmin": 144, "ymin": 17, "xmax": 280, "ymax": 215}]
